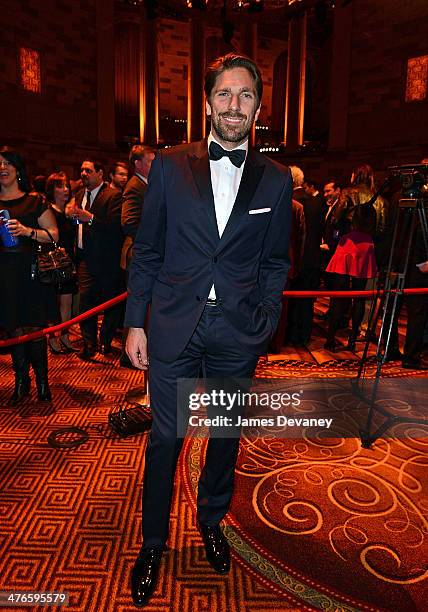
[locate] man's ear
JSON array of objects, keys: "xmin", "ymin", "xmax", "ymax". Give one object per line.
[
  {"xmin": 205, "ymin": 99, "xmax": 212, "ymax": 117},
  {"xmin": 254, "ymin": 105, "xmax": 261, "ymax": 123}
]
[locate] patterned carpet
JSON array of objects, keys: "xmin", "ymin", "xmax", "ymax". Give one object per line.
[{"xmin": 0, "ymin": 339, "xmax": 426, "ymax": 611}]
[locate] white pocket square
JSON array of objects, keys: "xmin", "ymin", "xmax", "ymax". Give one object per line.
[{"xmin": 248, "ymin": 207, "xmax": 271, "ymax": 215}]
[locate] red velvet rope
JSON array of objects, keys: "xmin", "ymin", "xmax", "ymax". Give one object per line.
[
  {"xmin": 0, "ymin": 287, "xmax": 427, "ymax": 348},
  {"xmin": 0, "ymin": 292, "xmax": 127, "ymax": 348},
  {"xmin": 283, "ymin": 288, "xmax": 428, "ymax": 298}
]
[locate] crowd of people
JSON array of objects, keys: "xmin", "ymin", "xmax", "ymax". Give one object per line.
[
  {"xmin": 0, "ymin": 144, "xmax": 155, "ymax": 404},
  {"xmin": 1, "ymin": 53, "xmax": 427, "ymax": 609},
  {"xmin": 273, "ymin": 162, "xmax": 428, "ymax": 369},
  {"xmin": 0, "ymin": 144, "xmax": 427, "ymax": 407}
]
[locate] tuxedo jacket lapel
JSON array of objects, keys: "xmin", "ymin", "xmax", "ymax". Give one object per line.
[
  {"xmin": 90, "ymin": 183, "xmax": 107, "ymax": 210},
  {"xmin": 218, "ymin": 149, "xmax": 265, "ymax": 249},
  {"xmin": 188, "ymin": 143, "xmax": 265, "ymax": 248},
  {"xmin": 188, "ymin": 142, "xmax": 220, "ymax": 242},
  {"xmin": 76, "ymin": 182, "xmax": 107, "ymax": 210}
]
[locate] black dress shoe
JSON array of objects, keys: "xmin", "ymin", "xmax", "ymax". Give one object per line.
[
  {"xmin": 131, "ymin": 547, "xmax": 163, "ymax": 608},
  {"xmin": 37, "ymin": 381, "xmax": 52, "ymax": 402},
  {"xmin": 199, "ymin": 523, "xmax": 230, "ymax": 574},
  {"xmin": 78, "ymin": 346, "xmax": 97, "ymax": 361},
  {"xmin": 383, "ymin": 348, "xmax": 403, "ymax": 362},
  {"xmin": 100, "ymin": 343, "xmax": 112, "ymax": 355},
  {"xmin": 10, "ymin": 376, "xmax": 31, "ymax": 405}
]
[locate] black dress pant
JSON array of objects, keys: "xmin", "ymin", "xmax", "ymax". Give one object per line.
[
  {"xmin": 78, "ymin": 259, "xmax": 122, "ymax": 348},
  {"xmin": 142, "ymin": 304, "xmax": 259, "ymax": 548},
  {"xmin": 327, "ymin": 274, "xmax": 368, "ymax": 342},
  {"xmin": 286, "ymin": 267, "xmax": 320, "ymax": 344}
]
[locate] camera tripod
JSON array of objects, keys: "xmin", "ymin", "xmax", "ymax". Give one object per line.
[{"xmin": 353, "ymin": 166, "xmax": 428, "ymax": 448}]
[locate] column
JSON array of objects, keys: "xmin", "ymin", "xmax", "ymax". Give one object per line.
[
  {"xmin": 283, "ymin": 10, "xmax": 307, "ymax": 151},
  {"xmin": 240, "ymin": 18, "xmax": 258, "ymax": 146},
  {"xmin": 187, "ymin": 13, "xmax": 205, "ymax": 142},
  {"xmin": 96, "ymin": 0, "xmax": 115, "ymax": 144},
  {"xmin": 139, "ymin": 4, "xmax": 159, "ymax": 144},
  {"xmin": 328, "ymin": 4, "xmax": 353, "ymax": 150},
  {"xmin": 240, "ymin": 18, "xmax": 257, "ymax": 60}
]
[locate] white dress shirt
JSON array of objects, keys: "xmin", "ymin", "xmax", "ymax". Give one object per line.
[
  {"xmin": 78, "ymin": 181, "xmax": 103, "ymax": 249},
  {"xmin": 207, "ymin": 133, "xmax": 248, "ymax": 299},
  {"xmin": 135, "ymin": 172, "xmax": 148, "ymax": 185}
]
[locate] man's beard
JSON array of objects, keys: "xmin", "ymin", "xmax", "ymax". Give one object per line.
[{"xmin": 211, "ymin": 111, "xmax": 254, "ymax": 144}]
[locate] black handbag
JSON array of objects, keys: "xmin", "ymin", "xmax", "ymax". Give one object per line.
[{"xmin": 36, "ymin": 228, "xmax": 76, "ymax": 285}]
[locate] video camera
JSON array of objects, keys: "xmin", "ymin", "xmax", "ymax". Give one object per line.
[{"xmin": 388, "ymin": 163, "xmax": 428, "ymax": 199}]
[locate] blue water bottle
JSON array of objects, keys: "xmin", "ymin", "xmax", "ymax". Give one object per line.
[{"xmin": 0, "ymin": 210, "xmax": 19, "ymax": 247}]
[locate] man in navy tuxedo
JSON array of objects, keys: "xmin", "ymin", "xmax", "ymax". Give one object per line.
[{"xmin": 125, "ymin": 53, "xmax": 292, "ymax": 607}]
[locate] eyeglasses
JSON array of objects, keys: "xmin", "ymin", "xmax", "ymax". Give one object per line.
[{"xmin": 0, "ymin": 160, "xmax": 12, "ymax": 168}]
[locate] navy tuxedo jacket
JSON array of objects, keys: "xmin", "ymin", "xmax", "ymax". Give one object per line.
[{"xmin": 125, "ymin": 140, "xmax": 293, "ymax": 362}]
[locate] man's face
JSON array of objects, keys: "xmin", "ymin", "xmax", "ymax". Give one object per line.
[
  {"xmin": 303, "ymin": 182, "xmax": 315, "ymax": 196},
  {"xmin": 111, "ymin": 166, "xmax": 128, "ymax": 190},
  {"xmin": 135, "ymin": 152, "xmax": 155, "ymax": 179},
  {"xmin": 324, "ymin": 182, "xmax": 340, "ymax": 206},
  {"xmin": 81, "ymin": 161, "xmax": 103, "ymax": 190},
  {"xmin": 206, "ymin": 67, "xmax": 260, "ymax": 150}
]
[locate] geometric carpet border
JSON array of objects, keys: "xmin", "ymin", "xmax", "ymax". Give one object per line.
[
  {"xmin": 181, "ymin": 436, "xmax": 373, "ymax": 612},
  {"xmin": 258, "ymin": 357, "xmax": 428, "ymax": 379}
]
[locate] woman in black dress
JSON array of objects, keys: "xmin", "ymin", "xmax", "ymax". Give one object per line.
[
  {"xmin": 45, "ymin": 172, "xmax": 78, "ymax": 353},
  {"xmin": 0, "ymin": 147, "xmax": 58, "ymax": 404}
]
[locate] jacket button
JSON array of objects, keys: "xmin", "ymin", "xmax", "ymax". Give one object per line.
[{"xmin": 212, "ymin": 256, "xmax": 218, "ymax": 263}]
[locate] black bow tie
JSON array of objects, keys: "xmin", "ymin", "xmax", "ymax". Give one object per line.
[{"xmin": 208, "ymin": 141, "xmax": 246, "ymax": 168}]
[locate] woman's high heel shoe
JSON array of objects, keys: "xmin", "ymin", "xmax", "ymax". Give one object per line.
[
  {"xmin": 60, "ymin": 336, "xmax": 79, "ymax": 352},
  {"xmin": 48, "ymin": 338, "xmax": 63, "ymax": 354}
]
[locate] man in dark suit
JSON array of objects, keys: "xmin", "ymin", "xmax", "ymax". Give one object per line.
[
  {"xmin": 120, "ymin": 144, "xmax": 156, "ymax": 272},
  {"xmin": 319, "ymin": 180, "xmax": 342, "ymax": 320},
  {"xmin": 69, "ymin": 160, "xmax": 123, "ymax": 359},
  {"xmin": 120, "ymin": 145, "xmax": 155, "ymax": 367},
  {"xmin": 286, "ymin": 167, "xmax": 324, "ymax": 345},
  {"xmin": 125, "ymin": 54, "xmax": 292, "ymax": 607}
]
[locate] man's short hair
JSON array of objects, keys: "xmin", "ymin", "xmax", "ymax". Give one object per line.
[
  {"xmin": 82, "ymin": 159, "xmax": 105, "ymax": 176},
  {"xmin": 304, "ymin": 178, "xmax": 319, "ymax": 190},
  {"xmin": 325, "ymin": 180, "xmax": 341, "ymax": 191},
  {"xmin": 204, "ymin": 53, "xmax": 263, "ymax": 107},
  {"xmin": 290, "ymin": 166, "xmax": 304, "ymax": 188},
  {"xmin": 129, "ymin": 145, "xmax": 156, "ymax": 165},
  {"xmin": 109, "ymin": 161, "xmax": 128, "ymax": 176}
]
